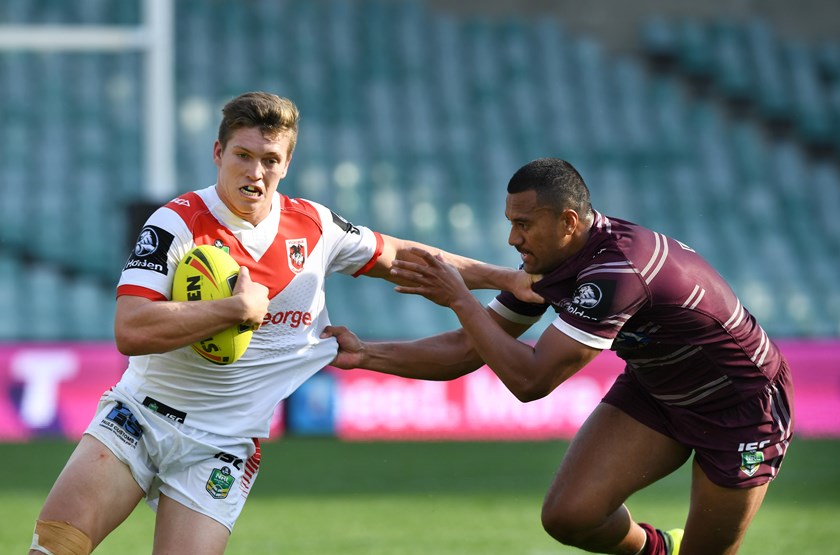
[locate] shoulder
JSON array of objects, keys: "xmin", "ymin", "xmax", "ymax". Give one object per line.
[{"xmin": 280, "ymin": 196, "xmax": 327, "ymax": 228}]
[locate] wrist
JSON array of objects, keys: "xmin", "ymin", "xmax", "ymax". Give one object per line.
[{"xmin": 449, "ymin": 293, "xmax": 482, "ymax": 315}]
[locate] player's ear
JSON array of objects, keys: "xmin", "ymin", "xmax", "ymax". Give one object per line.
[
  {"xmin": 561, "ymin": 208, "xmax": 579, "ymax": 235},
  {"xmin": 213, "ymin": 140, "xmax": 223, "ymax": 167}
]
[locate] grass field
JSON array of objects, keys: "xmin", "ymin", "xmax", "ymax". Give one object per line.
[{"xmin": 4, "ymin": 438, "xmax": 838, "ymax": 554}]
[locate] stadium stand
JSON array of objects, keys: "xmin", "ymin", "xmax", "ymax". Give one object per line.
[{"xmin": 0, "ymin": 0, "xmax": 838, "ymax": 340}]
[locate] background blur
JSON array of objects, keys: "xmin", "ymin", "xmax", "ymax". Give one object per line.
[
  {"xmin": 1, "ymin": 0, "xmax": 839, "ymax": 343},
  {"xmin": 1, "ymin": 0, "xmax": 839, "ymax": 443},
  {"xmin": 2, "ymin": 5, "xmax": 839, "ymax": 552}
]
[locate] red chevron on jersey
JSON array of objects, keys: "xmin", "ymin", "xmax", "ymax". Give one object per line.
[{"xmin": 165, "ymin": 192, "xmax": 325, "ymax": 298}]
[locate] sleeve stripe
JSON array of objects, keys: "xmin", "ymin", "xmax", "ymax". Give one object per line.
[
  {"xmin": 352, "ymin": 231, "xmax": 384, "ymax": 277},
  {"xmin": 488, "ymin": 298, "xmax": 543, "ymax": 324},
  {"xmin": 116, "ymin": 284, "xmax": 168, "ymax": 301},
  {"xmin": 551, "ymin": 317, "xmax": 613, "ymax": 349}
]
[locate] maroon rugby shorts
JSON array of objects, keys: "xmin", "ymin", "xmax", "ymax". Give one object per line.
[{"xmin": 602, "ymin": 360, "xmax": 794, "ymax": 488}]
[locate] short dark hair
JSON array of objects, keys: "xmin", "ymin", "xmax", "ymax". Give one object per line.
[
  {"xmin": 507, "ymin": 158, "xmax": 592, "ymax": 216},
  {"xmin": 218, "ymin": 91, "xmax": 300, "ymax": 154}
]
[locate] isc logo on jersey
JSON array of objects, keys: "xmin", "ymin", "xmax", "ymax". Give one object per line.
[{"xmin": 171, "ymin": 245, "xmax": 253, "ymax": 364}]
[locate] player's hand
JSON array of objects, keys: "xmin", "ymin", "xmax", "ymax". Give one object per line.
[
  {"xmin": 510, "ymin": 270, "xmax": 545, "ymax": 304},
  {"xmin": 321, "ymin": 325, "xmax": 364, "ymax": 369},
  {"xmin": 390, "ymin": 248, "xmax": 471, "ymax": 308},
  {"xmin": 233, "ymin": 266, "xmax": 270, "ymax": 327}
]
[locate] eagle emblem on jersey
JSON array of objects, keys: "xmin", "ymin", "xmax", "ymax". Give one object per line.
[{"xmin": 286, "ymin": 238, "xmax": 307, "ymax": 274}]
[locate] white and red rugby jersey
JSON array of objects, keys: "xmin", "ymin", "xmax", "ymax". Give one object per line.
[{"xmin": 115, "ymin": 185, "xmax": 383, "ymax": 437}]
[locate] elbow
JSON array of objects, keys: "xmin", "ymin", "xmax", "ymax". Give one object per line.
[
  {"xmin": 512, "ymin": 383, "xmax": 552, "ymax": 403},
  {"xmin": 114, "ymin": 335, "xmax": 142, "ymax": 357},
  {"xmin": 114, "ymin": 327, "xmax": 152, "ymax": 356},
  {"xmin": 509, "ymin": 369, "xmax": 573, "ymax": 403}
]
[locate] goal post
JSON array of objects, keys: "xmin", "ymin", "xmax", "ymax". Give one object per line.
[{"xmin": 0, "ymin": 0, "xmax": 176, "ymax": 200}]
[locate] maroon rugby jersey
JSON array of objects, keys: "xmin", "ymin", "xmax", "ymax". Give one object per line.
[{"xmin": 491, "ymin": 211, "xmax": 784, "ymax": 412}]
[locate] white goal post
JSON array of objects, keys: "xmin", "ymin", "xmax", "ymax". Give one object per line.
[{"xmin": 0, "ymin": 0, "xmax": 176, "ymax": 200}]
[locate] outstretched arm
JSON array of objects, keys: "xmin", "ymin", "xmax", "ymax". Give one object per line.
[
  {"xmin": 390, "ymin": 250, "xmax": 602, "ymax": 402},
  {"xmin": 364, "ymin": 236, "xmax": 543, "ymax": 303},
  {"xmin": 323, "ymin": 307, "xmax": 532, "ymax": 381}
]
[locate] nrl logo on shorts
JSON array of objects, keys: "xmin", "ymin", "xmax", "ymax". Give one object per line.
[
  {"xmin": 206, "ymin": 466, "xmax": 235, "ymax": 499},
  {"xmin": 286, "ymin": 238, "xmax": 307, "ymax": 274},
  {"xmin": 740, "ymin": 450, "xmax": 764, "ymax": 477}
]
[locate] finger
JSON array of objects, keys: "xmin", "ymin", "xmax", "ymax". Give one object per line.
[
  {"xmin": 393, "ymin": 285, "xmax": 431, "ymax": 296},
  {"xmin": 407, "ymin": 246, "xmax": 433, "ymax": 258},
  {"xmin": 409, "ymin": 247, "xmax": 445, "ymax": 266},
  {"xmin": 389, "ymin": 267, "xmax": 431, "ymax": 284},
  {"xmin": 320, "ymin": 325, "xmax": 345, "ymax": 338},
  {"xmin": 392, "ymin": 259, "xmax": 430, "ymax": 272}
]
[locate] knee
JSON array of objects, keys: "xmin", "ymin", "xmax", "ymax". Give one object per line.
[
  {"xmin": 541, "ymin": 495, "xmax": 603, "ymax": 546},
  {"xmin": 31, "ymin": 520, "xmax": 93, "ymax": 555}
]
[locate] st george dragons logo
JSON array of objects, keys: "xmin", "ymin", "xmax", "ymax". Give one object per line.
[{"xmin": 286, "ymin": 238, "xmax": 307, "ymax": 274}]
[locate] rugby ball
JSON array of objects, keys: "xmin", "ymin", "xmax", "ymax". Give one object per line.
[{"xmin": 172, "ymin": 245, "xmax": 253, "ymax": 365}]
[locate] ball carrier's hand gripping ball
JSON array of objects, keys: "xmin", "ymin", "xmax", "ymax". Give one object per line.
[{"xmin": 172, "ymin": 245, "xmax": 253, "ymax": 364}]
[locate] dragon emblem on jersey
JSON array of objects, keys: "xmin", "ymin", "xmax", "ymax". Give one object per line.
[{"xmin": 286, "ymin": 238, "xmax": 307, "ymax": 274}]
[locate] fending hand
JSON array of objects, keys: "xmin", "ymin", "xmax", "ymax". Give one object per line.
[{"xmin": 390, "ymin": 248, "xmax": 471, "ymax": 308}]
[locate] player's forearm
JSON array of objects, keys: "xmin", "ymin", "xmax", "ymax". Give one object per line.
[
  {"xmin": 452, "ymin": 259, "xmax": 523, "ymax": 292},
  {"xmin": 379, "ymin": 235, "xmax": 520, "ymax": 292},
  {"xmin": 447, "ymin": 295, "xmax": 551, "ymax": 402},
  {"xmin": 359, "ymin": 331, "xmax": 483, "ymax": 381},
  {"xmin": 115, "ymin": 296, "xmax": 251, "ymax": 356}
]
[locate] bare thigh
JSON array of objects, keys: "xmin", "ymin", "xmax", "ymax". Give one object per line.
[
  {"xmin": 681, "ymin": 461, "xmax": 769, "ymax": 555},
  {"xmin": 153, "ymin": 494, "xmax": 231, "ymax": 555},
  {"xmin": 35, "ymin": 434, "xmax": 144, "ymax": 549},
  {"xmin": 541, "ymin": 403, "xmax": 691, "ymax": 552},
  {"xmin": 545, "ymin": 403, "xmax": 691, "ymax": 520}
]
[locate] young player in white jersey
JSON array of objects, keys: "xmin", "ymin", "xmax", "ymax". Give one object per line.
[{"xmin": 28, "ymin": 92, "xmax": 538, "ymax": 555}]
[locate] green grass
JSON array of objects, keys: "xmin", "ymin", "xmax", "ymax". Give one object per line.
[{"xmin": 4, "ymin": 438, "xmax": 838, "ymax": 554}]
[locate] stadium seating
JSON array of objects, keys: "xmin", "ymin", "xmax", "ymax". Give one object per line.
[{"xmin": 1, "ymin": 0, "xmax": 838, "ymax": 339}]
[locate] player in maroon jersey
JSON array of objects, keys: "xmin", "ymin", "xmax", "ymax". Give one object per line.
[{"xmin": 325, "ymin": 158, "xmax": 793, "ymax": 555}]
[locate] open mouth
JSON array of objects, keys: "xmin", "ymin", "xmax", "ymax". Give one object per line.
[{"xmin": 240, "ymin": 185, "xmax": 263, "ymax": 198}]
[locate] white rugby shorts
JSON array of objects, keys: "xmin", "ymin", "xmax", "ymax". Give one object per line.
[{"xmin": 84, "ymin": 387, "xmax": 261, "ymax": 531}]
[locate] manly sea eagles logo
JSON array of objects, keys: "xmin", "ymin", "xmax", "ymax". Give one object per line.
[{"xmin": 286, "ymin": 238, "xmax": 307, "ymax": 274}]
